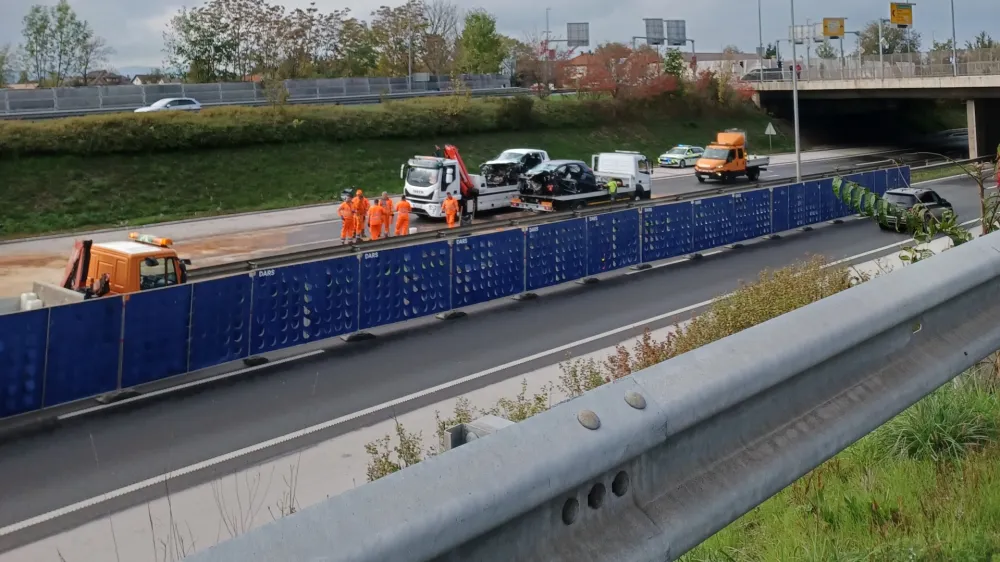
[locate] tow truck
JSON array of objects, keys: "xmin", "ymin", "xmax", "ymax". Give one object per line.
[
  {"xmin": 511, "ymin": 151, "xmax": 653, "ymax": 212},
  {"xmin": 16, "ymin": 232, "xmax": 192, "ymax": 310},
  {"xmin": 400, "ymin": 145, "xmax": 547, "ymax": 223},
  {"xmin": 694, "ymin": 129, "xmax": 770, "ymax": 183}
]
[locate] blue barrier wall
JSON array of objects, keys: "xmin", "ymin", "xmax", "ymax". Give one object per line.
[
  {"xmin": 45, "ymin": 298, "xmax": 123, "ymax": 406},
  {"xmin": 587, "ymin": 210, "xmax": 640, "ymax": 275},
  {"xmin": 0, "ymin": 166, "xmax": 911, "ymax": 420},
  {"xmin": 526, "ymin": 219, "xmax": 587, "ymax": 291},
  {"xmin": 452, "ymin": 230, "xmax": 525, "ymax": 309},
  {"xmin": 253, "ymin": 256, "xmax": 360, "ymax": 353},
  {"xmin": 189, "ymin": 275, "xmax": 253, "ymax": 372},
  {"xmin": 642, "ymin": 202, "xmax": 693, "ymax": 262},
  {"xmin": 360, "ymin": 242, "xmax": 449, "ymax": 330},
  {"xmin": 0, "ymin": 309, "xmax": 48, "ymax": 418}
]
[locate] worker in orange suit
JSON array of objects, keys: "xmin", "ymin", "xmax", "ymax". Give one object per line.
[
  {"xmin": 380, "ymin": 192, "xmax": 394, "ymax": 237},
  {"xmin": 337, "ymin": 198, "xmax": 354, "ymax": 244},
  {"xmin": 367, "ymin": 198, "xmax": 386, "ymax": 240},
  {"xmin": 351, "ymin": 189, "xmax": 369, "ymax": 240},
  {"xmin": 395, "ymin": 194, "xmax": 412, "ymax": 236},
  {"xmin": 442, "ymin": 192, "xmax": 460, "ymax": 229}
]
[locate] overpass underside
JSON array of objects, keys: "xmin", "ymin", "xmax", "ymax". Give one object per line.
[{"xmin": 758, "ymin": 88, "xmax": 1000, "ymax": 159}]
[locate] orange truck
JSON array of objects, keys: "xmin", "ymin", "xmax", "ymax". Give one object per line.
[
  {"xmin": 16, "ymin": 233, "xmax": 192, "ymax": 310},
  {"xmin": 694, "ymin": 129, "xmax": 770, "ymax": 183}
]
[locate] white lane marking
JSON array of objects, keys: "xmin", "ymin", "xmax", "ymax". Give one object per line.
[
  {"xmin": 57, "ymin": 350, "xmax": 326, "ymax": 421},
  {"xmin": 0, "ymin": 297, "xmax": 722, "ymax": 537},
  {"xmin": 625, "ymin": 250, "xmax": 723, "ymax": 275},
  {"xmin": 0, "ymin": 224, "xmax": 959, "ymax": 536}
]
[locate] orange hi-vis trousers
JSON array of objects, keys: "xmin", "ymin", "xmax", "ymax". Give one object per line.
[
  {"xmin": 340, "ymin": 218, "xmax": 354, "ymax": 240},
  {"xmin": 369, "ymin": 221, "xmax": 383, "ymax": 240},
  {"xmin": 395, "ymin": 215, "xmax": 410, "ymax": 235},
  {"xmin": 445, "ymin": 213, "xmax": 457, "ymax": 228}
]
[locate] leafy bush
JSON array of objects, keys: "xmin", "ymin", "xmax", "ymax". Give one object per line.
[
  {"xmin": 0, "ymin": 93, "xmax": 739, "ymax": 158},
  {"xmin": 365, "ymin": 257, "xmax": 858, "ymax": 480}
]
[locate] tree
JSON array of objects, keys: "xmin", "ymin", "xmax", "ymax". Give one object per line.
[
  {"xmin": 456, "ymin": 10, "xmax": 506, "ymax": 74},
  {"xmin": 336, "ymin": 16, "xmax": 378, "ymax": 76},
  {"xmin": 370, "ymin": 0, "xmax": 427, "ymax": 77},
  {"xmin": 815, "ymin": 39, "xmax": 837, "ymax": 59},
  {"xmin": 663, "ymin": 48, "xmax": 685, "ymax": 77},
  {"xmin": 21, "ymin": 5, "xmax": 52, "ymax": 83},
  {"xmin": 722, "ymin": 45, "xmax": 743, "ymax": 55},
  {"xmin": 422, "ymin": 0, "xmax": 458, "ymax": 75},
  {"xmin": 574, "ymin": 42, "xmax": 677, "ymax": 100},
  {"xmin": 764, "ymin": 43, "xmax": 777, "ymax": 59},
  {"xmin": 858, "ymin": 20, "xmax": 921, "ymax": 55},
  {"xmin": 0, "ymin": 44, "xmax": 16, "ymax": 88},
  {"xmin": 49, "ymin": 0, "xmax": 86, "ymax": 85},
  {"xmin": 966, "ymin": 31, "xmax": 997, "ymax": 51},
  {"xmin": 76, "ymin": 26, "xmax": 114, "ymax": 85}
]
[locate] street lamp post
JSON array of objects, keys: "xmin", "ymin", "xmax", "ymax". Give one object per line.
[
  {"xmin": 789, "ymin": 1, "xmax": 802, "ymax": 181},
  {"xmin": 950, "ymin": 0, "xmax": 958, "ymax": 76},
  {"xmin": 757, "ymin": 0, "xmax": 764, "ymax": 83}
]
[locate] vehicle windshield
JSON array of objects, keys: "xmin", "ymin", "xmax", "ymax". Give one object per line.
[
  {"xmin": 494, "ymin": 151, "xmax": 526, "ymax": 161},
  {"xmin": 139, "ymin": 256, "xmax": 178, "ymax": 290},
  {"xmin": 150, "ymin": 98, "xmax": 174, "ymax": 108},
  {"xmin": 702, "ymin": 147, "xmax": 730, "ymax": 160},
  {"xmin": 406, "ymin": 167, "xmax": 440, "ymax": 188},
  {"xmin": 885, "ymin": 193, "xmax": 918, "ymax": 207},
  {"xmin": 665, "ymin": 147, "xmax": 688, "ymax": 156},
  {"xmin": 528, "ymin": 162, "xmax": 559, "ymax": 174}
]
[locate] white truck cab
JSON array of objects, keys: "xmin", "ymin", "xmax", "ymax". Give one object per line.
[
  {"xmin": 400, "ymin": 156, "xmax": 475, "ymax": 218},
  {"xmin": 401, "ymin": 148, "xmax": 549, "ymax": 219},
  {"xmin": 592, "ymin": 151, "xmax": 653, "ymax": 199}
]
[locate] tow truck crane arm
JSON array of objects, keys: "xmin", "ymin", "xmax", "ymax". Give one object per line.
[{"xmin": 443, "ymin": 144, "xmax": 477, "ymax": 199}]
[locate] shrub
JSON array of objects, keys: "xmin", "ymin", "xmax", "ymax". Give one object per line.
[
  {"xmin": 0, "ymin": 91, "xmax": 760, "ymax": 159},
  {"xmin": 365, "ymin": 256, "xmax": 858, "ymax": 480}
]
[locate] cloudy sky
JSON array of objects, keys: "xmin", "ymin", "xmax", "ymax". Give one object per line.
[{"xmin": 0, "ymin": 0, "xmax": 996, "ymax": 70}]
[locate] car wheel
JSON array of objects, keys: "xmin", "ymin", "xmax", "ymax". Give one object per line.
[
  {"xmin": 679, "ymin": 160, "xmax": 686, "ymax": 169},
  {"xmin": 696, "ymin": 174, "xmax": 705, "ymax": 183}
]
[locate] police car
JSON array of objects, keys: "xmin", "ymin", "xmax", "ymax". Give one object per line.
[{"xmin": 657, "ymin": 145, "xmax": 705, "ymax": 168}]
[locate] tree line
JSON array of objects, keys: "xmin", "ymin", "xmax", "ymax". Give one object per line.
[
  {"xmin": 161, "ymin": 0, "xmax": 523, "ymax": 84},
  {"xmin": 1, "ymin": 0, "xmax": 113, "ymax": 87}
]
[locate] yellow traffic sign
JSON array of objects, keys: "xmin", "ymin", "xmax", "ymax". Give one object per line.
[
  {"xmin": 890, "ymin": 3, "xmax": 913, "ymax": 27},
  {"xmin": 822, "ymin": 18, "xmax": 845, "ymax": 38}
]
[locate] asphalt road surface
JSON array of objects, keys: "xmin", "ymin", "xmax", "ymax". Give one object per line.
[
  {"xmin": 0, "ymin": 174, "xmax": 980, "ymax": 552},
  {"xmin": 269, "ymin": 151, "xmax": 916, "ymax": 251}
]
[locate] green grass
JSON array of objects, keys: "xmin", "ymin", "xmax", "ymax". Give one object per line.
[
  {"xmin": 0, "ymin": 110, "xmax": 796, "ymax": 238},
  {"xmin": 681, "ymin": 374, "xmax": 1000, "ymax": 562}
]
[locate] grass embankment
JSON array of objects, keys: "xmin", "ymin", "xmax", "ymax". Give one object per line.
[
  {"xmin": 367, "ymin": 253, "xmax": 1000, "ymax": 559},
  {"xmin": 0, "ymin": 95, "xmax": 796, "ymax": 238}
]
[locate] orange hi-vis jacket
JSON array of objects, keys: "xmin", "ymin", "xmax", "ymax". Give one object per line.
[
  {"xmin": 395, "ymin": 199, "xmax": 412, "ymax": 218},
  {"xmin": 442, "ymin": 197, "xmax": 460, "ymax": 216},
  {"xmin": 337, "ymin": 201, "xmax": 354, "ymax": 221},
  {"xmin": 352, "ymin": 194, "xmax": 370, "ymax": 217},
  {"xmin": 367, "ymin": 203, "xmax": 385, "ymax": 225}
]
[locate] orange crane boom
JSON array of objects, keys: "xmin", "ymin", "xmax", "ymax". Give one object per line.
[{"xmin": 443, "ymin": 144, "xmax": 476, "ymax": 199}]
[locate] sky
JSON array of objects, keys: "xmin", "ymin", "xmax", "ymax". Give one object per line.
[{"xmin": 0, "ymin": 0, "xmax": 997, "ymax": 71}]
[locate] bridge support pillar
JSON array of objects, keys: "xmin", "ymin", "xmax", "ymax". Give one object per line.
[{"xmin": 966, "ymin": 99, "xmax": 1000, "ymax": 159}]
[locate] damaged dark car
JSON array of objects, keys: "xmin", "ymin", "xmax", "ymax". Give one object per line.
[
  {"xmin": 480, "ymin": 149, "xmax": 548, "ymax": 187},
  {"xmin": 519, "ymin": 160, "xmax": 599, "ymax": 196}
]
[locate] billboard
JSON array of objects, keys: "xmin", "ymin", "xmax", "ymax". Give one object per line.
[
  {"xmin": 567, "ymin": 22, "xmax": 590, "ymax": 48},
  {"xmin": 822, "ymin": 18, "xmax": 845, "ymax": 38},
  {"xmin": 644, "ymin": 19, "xmax": 665, "ymax": 46},
  {"xmin": 665, "ymin": 20, "xmax": 687, "ymax": 46},
  {"xmin": 889, "ymin": 3, "xmax": 913, "ymax": 28}
]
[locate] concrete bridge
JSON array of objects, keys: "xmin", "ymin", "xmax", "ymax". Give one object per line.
[{"xmin": 750, "ymin": 56, "xmax": 1000, "ymax": 159}]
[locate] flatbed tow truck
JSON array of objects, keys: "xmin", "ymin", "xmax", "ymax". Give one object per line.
[{"xmin": 511, "ymin": 151, "xmax": 653, "ymax": 212}]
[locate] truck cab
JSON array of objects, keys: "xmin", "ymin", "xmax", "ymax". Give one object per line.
[
  {"xmin": 83, "ymin": 233, "xmax": 189, "ymax": 295},
  {"xmin": 694, "ymin": 129, "xmax": 769, "ymax": 183},
  {"xmin": 401, "ymin": 156, "xmax": 480, "ymax": 218}
]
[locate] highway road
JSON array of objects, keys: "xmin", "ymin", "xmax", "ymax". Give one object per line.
[
  {"xmin": 0, "ymin": 173, "xmax": 981, "ymax": 551},
  {"xmin": 213, "ymin": 150, "xmax": 917, "ymax": 255}
]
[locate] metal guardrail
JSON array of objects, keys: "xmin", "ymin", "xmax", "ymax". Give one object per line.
[
  {"xmin": 185, "ymin": 212, "xmax": 1000, "ymax": 562},
  {"xmin": 187, "ymin": 157, "xmax": 944, "ymax": 280},
  {"xmin": 0, "ymin": 86, "xmax": 529, "ymax": 120},
  {"xmin": 750, "ymin": 62, "xmax": 1000, "ymax": 84}
]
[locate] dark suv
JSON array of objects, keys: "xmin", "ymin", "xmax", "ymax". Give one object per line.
[{"xmin": 881, "ymin": 187, "xmax": 954, "ymax": 230}]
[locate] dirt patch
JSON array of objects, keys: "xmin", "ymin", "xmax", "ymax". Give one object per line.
[{"xmin": 0, "ymin": 253, "xmax": 66, "ymax": 298}]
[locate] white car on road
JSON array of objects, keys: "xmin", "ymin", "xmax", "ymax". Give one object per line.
[
  {"xmin": 657, "ymin": 145, "xmax": 704, "ymax": 168},
  {"xmin": 134, "ymin": 97, "xmax": 202, "ymax": 113}
]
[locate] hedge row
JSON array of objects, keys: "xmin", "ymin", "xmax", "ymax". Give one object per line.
[{"xmin": 0, "ymin": 94, "xmax": 728, "ymax": 158}]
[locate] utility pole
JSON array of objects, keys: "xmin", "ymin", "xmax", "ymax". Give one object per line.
[
  {"xmin": 789, "ymin": 1, "xmax": 802, "ymax": 181},
  {"xmin": 950, "ymin": 0, "xmax": 958, "ymax": 76},
  {"xmin": 544, "ymin": 8, "xmax": 551, "ymax": 90},
  {"xmin": 757, "ymin": 0, "xmax": 764, "ymax": 83}
]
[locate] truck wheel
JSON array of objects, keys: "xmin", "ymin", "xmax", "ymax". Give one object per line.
[
  {"xmin": 747, "ymin": 168, "xmax": 760, "ymax": 181},
  {"xmin": 573, "ymin": 201, "xmax": 586, "ymax": 210},
  {"xmin": 696, "ymin": 174, "xmax": 705, "ymax": 183}
]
